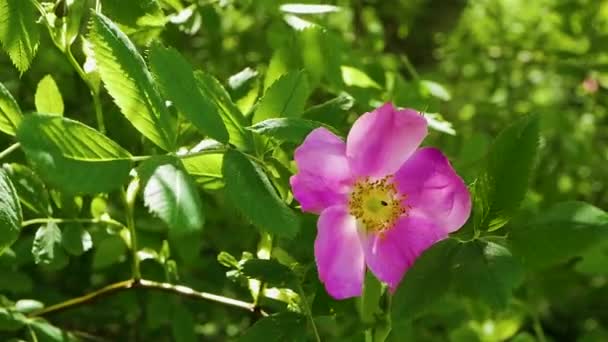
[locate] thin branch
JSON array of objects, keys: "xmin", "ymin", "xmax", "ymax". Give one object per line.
[
  {"xmin": 28, "ymin": 279, "xmax": 266, "ymax": 318},
  {"xmin": 296, "ymin": 283, "xmax": 321, "ymax": 342},
  {"xmin": 21, "ymin": 217, "xmax": 125, "ymax": 229},
  {"xmin": 0, "ymin": 142, "xmax": 20, "ymax": 160}
]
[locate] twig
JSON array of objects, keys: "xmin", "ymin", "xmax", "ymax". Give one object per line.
[
  {"xmin": 21, "ymin": 217, "xmax": 125, "ymax": 230},
  {"xmin": 0, "ymin": 142, "xmax": 20, "ymax": 160},
  {"xmin": 296, "ymin": 283, "xmax": 321, "ymax": 342},
  {"xmin": 28, "ymin": 279, "xmax": 267, "ymax": 318}
]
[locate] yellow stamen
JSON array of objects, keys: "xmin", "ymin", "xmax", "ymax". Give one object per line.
[{"xmin": 348, "ymin": 176, "xmax": 409, "ymax": 233}]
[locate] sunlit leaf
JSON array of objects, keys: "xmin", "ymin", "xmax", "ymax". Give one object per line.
[
  {"xmin": 0, "ymin": 0, "xmax": 40, "ymax": 73},
  {"xmin": 0, "ymin": 81, "xmax": 21, "ymax": 136},
  {"xmin": 279, "ymin": 4, "xmax": 341, "ymax": 14},
  {"xmin": 0, "ymin": 169, "xmax": 21, "ymax": 256},
  {"xmin": 247, "ymin": 118, "xmax": 330, "ymax": 143},
  {"xmin": 35, "ymin": 75, "xmax": 64, "ymax": 115},
  {"xmin": 31, "ymin": 222, "xmax": 62, "ymax": 265},
  {"xmin": 253, "ymin": 70, "xmax": 310, "ymax": 123},
  {"xmin": 3, "ymin": 163, "xmax": 52, "ymax": 215}
]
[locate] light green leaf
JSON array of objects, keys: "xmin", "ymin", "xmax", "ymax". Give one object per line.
[
  {"xmin": 475, "ymin": 115, "xmax": 539, "ymax": 231},
  {"xmin": 150, "ymin": 44, "xmax": 229, "ymax": 143},
  {"xmin": 32, "ymin": 222, "xmax": 62, "ymax": 265},
  {"xmin": 88, "ymin": 12, "xmax": 175, "ymax": 150},
  {"xmin": 17, "ymin": 114, "xmax": 132, "ymax": 194},
  {"xmin": 194, "ymin": 71, "xmax": 252, "ymax": 149},
  {"xmin": 420, "ymin": 80, "xmax": 451, "ymax": 101},
  {"xmin": 253, "ymin": 70, "xmax": 310, "ymax": 123},
  {"xmin": 140, "ymin": 157, "xmax": 205, "ymax": 239},
  {"xmin": 0, "ymin": 169, "xmax": 22, "ymax": 256},
  {"xmin": 3, "ymin": 163, "xmax": 52, "ymax": 216},
  {"xmin": 510, "ymin": 201, "xmax": 608, "ymax": 270},
  {"xmin": 0, "ymin": 0, "xmax": 40, "ymax": 73},
  {"xmin": 182, "ymin": 154, "xmax": 224, "ymax": 190},
  {"xmin": 0, "ymin": 81, "xmax": 22, "ymax": 136},
  {"xmin": 247, "ymin": 118, "xmax": 330, "ymax": 143},
  {"xmin": 35, "ymin": 75, "xmax": 64, "ymax": 115},
  {"xmin": 341, "ymin": 66, "xmax": 381, "ymax": 89},
  {"xmin": 29, "ymin": 319, "xmax": 79, "ymax": 341},
  {"xmin": 279, "ymin": 4, "xmax": 341, "ymax": 14},
  {"xmin": 222, "ymin": 150, "xmax": 300, "ymax": 238}
]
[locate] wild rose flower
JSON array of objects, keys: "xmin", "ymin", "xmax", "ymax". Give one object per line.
[{"xmin": 290, "ymin": 103, "xmax": 471, "ymax": 299}]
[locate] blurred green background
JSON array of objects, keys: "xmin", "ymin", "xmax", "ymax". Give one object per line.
[{"xmin": 1, "ymin": 0, "xmax": 607, "ymax": 341}]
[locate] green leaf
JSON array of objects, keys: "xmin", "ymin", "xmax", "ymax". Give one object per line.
[
  {"xmin": 149, "ymin": 44, "xmax": 229, "ymax": 143},
  {"xmin": 475, "ymin": 115, "xmax": 539, "ymax": 231},
  {"xmin": 0, "ymin": 169, "xmax": 21, "ymax": 256},
  {"xmin": 510, "ymin": 201, "xmax": 608, "ymax": 270},
  {"xmin": 31, "ymin": 222, "xmax": 62, "ymax": 265},
  {"xmin": 88, "ymin": 12, "xmax": 175, "ymax": 150},
  {"xmin": 100, "ymin": 0, "xmax": 166, "ymax": 46},
  {"xmin": 253, "ymin": 70, "xmax": 310, "ymax": 123},
  {"xmin": 34, "ymin": 75, "xmax": 64, "ymax": 115},
  {"xmin": 62, "ymin": 225, "xmax": 93, "ymax": 256},
  {"xmin": 238, "ymin": 313, "xmax": 307, "ymax": 342},
  {"xmin": 0, "ymin": 0, "xmax": 40, "ymax": 73},
  {"xmin": 17, "ymin": 114, "xmax": 132, "ymax": 194},
  {"xmin": 182, "ymin": 153, "xmax": 224, "ymax": 190},
  {"xmin": 171, "ymin": 304, "xmax": 197, "ymax": 342},
  {"xmin": 341, "ymin": 66, "xmax": 381, "ymax": 89},
  {"xmin": 0, "ymin": 307, "xmax": 26, "ymax": 332},
  {"xmin": 222, "ymin": 150, "xmax": 300, "ymax": 238},
  {"xmin": 392, "ymin": 239, "xmax": 458, "ymax": 320},
  {"xmin": 194, "ymin": 71, "xmax": 252, "ymax": 149},
  {"xmin": 140, "ymin": 157, "xmax": 205, "ymax": 239},
  {"xmin": 14, "ymin": 299, "xmax": 43, "ymax": 314},
  {"xmin": 241, "ymin": 259, "xmax": 296, "ymax": 288},
  {"xmin": 247, "ymin": 118, "xmax": 330, "ymax": 143},
  {"xmin": 0, "ymin": 81, "xmax": 22, "ymax": 136},
  {"xmin": 279, "ymin": 4, "xmax": 341, "ymax": 14},
  {"xmin": 29, "ymin": 319, "xmax": 79, "ymax": 341},
  {"xmin": 3, "ymin": 163, "xmax": 52, "ymax": 215},
  {"xmin": 92, "ymin": 235, "xmax": 127, "ymax": 270}
]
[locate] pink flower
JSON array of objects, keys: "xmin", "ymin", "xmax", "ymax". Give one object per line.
[{"xmin": 290, "ymin": 103, "xmax": 471, "ymax": 299}]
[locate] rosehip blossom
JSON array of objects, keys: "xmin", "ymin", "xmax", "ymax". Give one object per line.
[{"xmin": 290, "ymin": 103, "xmax": 471, "ymax": 299}]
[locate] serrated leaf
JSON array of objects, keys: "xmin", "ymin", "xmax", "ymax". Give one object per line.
[
  {"xmin": 140, "ymin": 157, "xmax": 205, "ymax": 239},
  {"xmin": 253, "ymin": 70, "xmax": 310, "ymax": 123},
  {"xmin": 222, "ymin": 150, "xmax": 300, "ymax": 238},
  {"xmin": 194, "ymin": 71, "xmax": 252, "ymax": 149},
  {"xmin": 182, "ymin": 153, "xmax": 224, "ymax": 189},
  {"xmin": 241, "ymin": 259, "xmax": 296, "ymax": 288},
  {"xmin": 150, "ymin": 44, "xmax": 228, "ymax": 143},
  {"xmin": 32, "ymin": 222, "xmax": 62, "ymax": 265},
  {"xmin": 0, "ymin": 169, "xmax": 22, "ymax": 256},
  {"xmin": 101, "ymin": 0, "xmax": 166, "ymax": 45},
  {"xmin": 0, "ymin": 0, "xmax": 40, "ymax": 73},
  {"xmin": 88, "ymin": 12, "xmax": 175, "ymax": 150},
  {"xmin": 247, "ymin": 118, "xmax": 329, "ymax": 143},
  {"xmin": 34, "ymin": 75, "xmax": 64, "ymax": 115},
  {"xmin": 238, "ymin": 313, "xmax": 307, "ymax": 342},
  {"xmin": 510, "ymin": 201, "xmax": 608, "ymax": 270},
  {"xmin": 476, "ymin": 115, "xmax": 539, "ymax": 231},
  {"xmin": 17, "ymin": 114, "xmax": 132, "ymax": 194},
  {"xmin": 0, "ymin": 81, "xmax": 22, "ymax": 136},
  {"xmin": 3, "ymin": 163, "xmax": 52, "ymax": 215}
]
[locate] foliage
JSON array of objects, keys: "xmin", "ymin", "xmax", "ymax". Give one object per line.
[{"xmin": 0, "ymin": 0, "xmax": 606, "ymax": 341}]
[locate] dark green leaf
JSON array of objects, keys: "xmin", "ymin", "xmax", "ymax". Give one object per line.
[
  {"xmin": 247, "ymin": 118, "xmax": 330, "ymax": 143},
  {"xmin": 0, "ymin": 0, "xmax": 40, "ymax": 73},
  {"xmin": 17, "ymin": 114, "xmax": 132, "ymax": 194},
  {"xmin": 150, "ymin": 44, "xmax": 228, "ymax": 143},
  {"xmin": 238, "ymin": 313, "xmax": 307, "ymax": 342},
  {"xmin": 510, "ymin": 201, "xmax": 608, "ymax": 270},
  {"xmin": 0, "ymin": 81, "xmax": 22, "ymax": 136},
  {"xmin": 3, "ymin": 163, "xmax": 52, "ymax": 215},
  {"xmin": 194, "ymin": 71, "xmax": 252, "ymax": 149},
  {"xmin": 32, "ymin": 222, "xmax": 62, "ymax": 265},
  {"xmin": 140, "ymin": 157, "xmax": 205, "ymax": 239},
  {"xmin": 0, "ymin": 308, "xmax": 26, "ymax": 332},
  {"xmin": 222, "ymin": 150, "xmax": 300, "ymax": 238},
  {"xmin": 29, "ymin": 319, "xmax": 79, "ymax": 342},
  {"xmin": 92, "ymin": 235, "xmax": 127, "ymax": 270},
  {"xmin": 88, "ymin": 12, "xmax": 175, "ymax": 150},
  {"xmin": 241, "ymin": 259, "xmax": 296, "ymax": 287},
  {"xmin": 171, "ymin": 304, "xmax": 197, "ymax": 342},
  {"xmin": 476, "ymin": 115, "xmax": 539, "ymax": 231},
  {"xmin": 0, "ymin": 169, "xmax": 21, "ymax": 256},
  {"xmin": 253, "ymin": 70, "xmax": 310, "ymax": 123},
  {"xmin": 34, "ymin": 75, "xmax": 64, "ymax": 115},
  {"xmin": 62, "ymin": 225, "xmax": 93, "ymax": 256}
]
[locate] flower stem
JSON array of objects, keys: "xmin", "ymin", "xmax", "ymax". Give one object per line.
[
  {"xmin": 21, "ymin": 217, "xmax": 124, "ymax": 229},
  {"xmin": 27, "ymin": 278, "xmax": 265, "ymax": 318},
  {"xmin": 297, "ymin": 283, "xmax": 321, "ymax": 342},
  {"xmin": 124, "ymin": 180, "xmax": 141, "ymax": 280},
  {"xmin": 0, "ymin": 142, "xmax": 20, "ymax": 160}
]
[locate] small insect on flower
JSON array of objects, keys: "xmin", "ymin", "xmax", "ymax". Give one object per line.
[{"xmin": 290, "ymin": 102, "xmax": 471, "ymax": 299}]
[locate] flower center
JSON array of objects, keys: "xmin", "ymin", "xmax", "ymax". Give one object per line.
[{"xmin": 348, "ymin": 176, "xmax": 408, "ymax": 233}]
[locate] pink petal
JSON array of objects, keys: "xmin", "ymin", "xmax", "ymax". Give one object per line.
[
  {"xmin": 361, "ymin": 214, "xmax": 447, "ymax": 290},
  {"xmin": 315, "ymin": 205, "xmax": 365, "ymax": 299},
  {"xmin": 346, "ymin": 103, "xmax": 427, "ymax": 178},
  {"xmin": 394, "ymin": 148, "xmax": 471, "ymax": 233},
  {"xmin": 291, "ymin": 128, "xmax": 353, "ymax": 214}
]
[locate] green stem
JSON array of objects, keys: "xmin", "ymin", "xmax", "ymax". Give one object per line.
[
  {"xmin": 22, "ymin": 217, "xmax": 124, "ymax": 229},
  {"xmin": 124, "ymin": 180, "xmax": 141, "ymax": 280},
  {"xmin": 297, "ymin": 283, "xmax": 321, "ymax": 342},
  {"xmin": 0, "ymin": 142, "xmax": 20, "ymax": 160},
  {"xmin": 27, "ymin": 279, "xmax": 265, "ymax": 318},
  {"xmin": 401, "ymin": 55, "xmax": 420, "ymax": 80}
]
